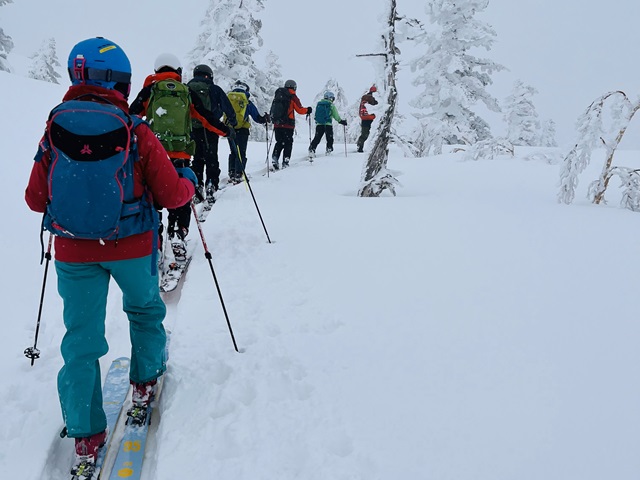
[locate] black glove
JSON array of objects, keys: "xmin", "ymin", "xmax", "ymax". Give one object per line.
[
  {"xmin": 263, "ymin": 113, "xmax": 271, "ymax": 123},
  {"xmin": 339, "ymin": 119, "xmax": 347, "ymax": 126},
  {"xmin": 175, "ymin": 167, "xmax": 198, "ymax": 187},
  {"xmin": 226, "ymin": 127, "xmax": 236, "ymax": 140},
  {"xmin": 307, "ymin": 107, "xmax": 313, "ymax": 115}
]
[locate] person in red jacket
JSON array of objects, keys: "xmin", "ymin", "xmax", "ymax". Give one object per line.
[
  {"xmin": 271, "ymin": 79, "xmax": 312, "ymax": 170},
  {"xmin": 356, "ymin": 85, "xmax": 379, "ymax": 153},
  {"xmin": 25, "ymin": 37, "xmax": 197, "ymax": 478},
  {"xmin": 129, "ymin": 53, "xmax": 234, "ymax": 260}
]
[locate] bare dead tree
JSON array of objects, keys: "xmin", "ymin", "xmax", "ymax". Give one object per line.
[{"xmin": 358, "ymin": 0, "xmax": 400, "ymax": 198}]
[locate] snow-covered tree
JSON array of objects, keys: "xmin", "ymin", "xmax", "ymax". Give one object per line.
[
  {"xmin": 540, "ymin": 119, "xmax": 558, "ymax": 147},
  {"xmin": 0, "ymin": 0, "xmax": 14, "ymax": 73},
  {"xmin": 558, "ymin": 91, "xmax": 640, "ymax": 208},
  {"xmin": 28, "ymin": 37, "xmax": 62, "ymax": 84},
  {"xmin": 358, "ymin": 0, "xmax": 401, "ymax": 197},
  {"xmin": 503, "ymin": 80, "xmax": 541, "ymax": 146},
  {"xmin": 187, "ymin": 0, "xmax": 268, "ymax": 110},
  {"xmin": 409, "ymin": 0, "xmax": 504, "ymax": 156}
]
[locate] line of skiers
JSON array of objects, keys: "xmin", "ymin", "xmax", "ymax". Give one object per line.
[{"xmin": 23, "ymin": 36, "xmax": 379, "ymax": 478}]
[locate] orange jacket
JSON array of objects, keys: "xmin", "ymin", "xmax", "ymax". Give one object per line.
[{"xmin": 274, "ymin": 88, "xmax": 309, "ymax": 129}]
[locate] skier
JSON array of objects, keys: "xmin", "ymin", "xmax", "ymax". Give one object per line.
[
  {"xmin": 130, "ymin": 54, "xmax": 234, "ymax": 261},
  {"xmin": 356, "ymin": 85, "xmax": 378, "ymax": 153},
  {"xmin": 226, "ymin": 80, "xmax": 270, "ymax": 183},
  {"xmin": 24, "ymin": 37, "xmax": 198, "ymax": 478},
  {"xmin": 308, "ymin": 90, "xmax": 347, "ymax": 157},
  {"xmin": 187, "ymin": 64, "xmax": 237, "ymax": 202},
  {"xmin": 270, "ymin": 79, "xmax": 312, "ymax": 170}
]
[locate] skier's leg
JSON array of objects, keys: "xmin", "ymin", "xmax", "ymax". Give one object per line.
[
  {"xmin": 56, "ymin": 261, "xmax": 110, "ymax": 438},
  {"xmin": 107, "ymin": 256, "xmax": 167, "ymax": 384}
]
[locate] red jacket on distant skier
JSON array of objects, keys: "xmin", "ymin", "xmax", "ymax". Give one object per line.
[{"xmin": 359, "ymin": 85, "xmax": 378, "ymax": 121}]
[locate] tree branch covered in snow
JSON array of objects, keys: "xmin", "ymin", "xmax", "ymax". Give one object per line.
[
  {"xmin": 558, "ymin": 91, "xmax": 640, "ymax": 207},
  {"xmin": 463, "ymin": 137, "xmax": 514, "ymax": 161}
]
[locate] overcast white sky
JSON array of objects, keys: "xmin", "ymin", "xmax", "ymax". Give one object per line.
[{"xmin": 5, "ymin": 0, "xmax": 640, "ymax": 147}]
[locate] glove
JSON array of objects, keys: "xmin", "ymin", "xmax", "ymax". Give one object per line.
[
  {"xmin": 307, "ymin": 107, "xmax": 313, "ymax": 115},
  {"xmin": 226, "ymin": 127, "xmax": 236, "ymax": 140},
  {"xmin": 176, "ymin": 167, "xmax": 198, "ymax": 187},
  {"xmin": 229, "ymin": 119, "xmax": 238, "ymax": 128},
  {"xmin": 263, "ymin": 113, "xmax": 271, "ymax": 123},
  {"xmin": 339, "ymin": 119, "xmax": 347, "ymax": 126}
]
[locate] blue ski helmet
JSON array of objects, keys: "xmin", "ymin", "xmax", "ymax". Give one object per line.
[
  {"xmin": 67, "ymin": 37, "xmax": 131, "ymax": 96},
  {"xmin": 323, "ymin": 90, "xmax": 335, "ymax": 101}
]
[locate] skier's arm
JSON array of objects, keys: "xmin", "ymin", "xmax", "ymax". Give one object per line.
[
  {"xmin": 213, "ymin": 85, "xmax": 237, "ymax": 126},
  {"xmin": 292, "ymin": 95, "xmax": 309, "ymax": 115},
  {"xmin": 331, "ymin": 104, "xmax": 342, "ymax": 123},
  {"xmin": 190, "ymin": 93, "xmax": 232, "ymax": 137},
  {"xmin": 24, "ymin": 138, "xmax": 50, "ymax": 213},
  {"xmin": 129, "ymin": 85, "xmax": 152, "ymax": 117},
  {"xmin": 246, "ymin": 101, "xmax": 267, "ymax": 123}
]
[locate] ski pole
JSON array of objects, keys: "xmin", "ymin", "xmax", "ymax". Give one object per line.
[
  {"xmin": 264, "ymin": 123, "xmax": 273, "ymax": 178},
  {"xmin": 24, "ymin": 233, "xmax": 53, "ymax": 366},
  {"xmin": 190, "ymin": 203, "xmax": 240, "ymax": 353},
  {"xmin": 230, "ymin": 138, "xmax": 273, "ymax": 244},
  {"xmin": 343, "ymin": 124, "xmax": 347, "ymax": 157}
]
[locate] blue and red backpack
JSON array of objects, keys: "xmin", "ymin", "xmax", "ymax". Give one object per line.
[{"xmin": 39, "ymin": 95, "xmax": 157, "ymax": 244}]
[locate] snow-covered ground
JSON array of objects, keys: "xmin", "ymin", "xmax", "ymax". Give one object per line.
[{"xmin": 3, "ymin": 72, "xmax": 640, "ymax": 479}]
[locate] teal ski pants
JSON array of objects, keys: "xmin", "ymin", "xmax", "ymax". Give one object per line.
[{"xmin": 55, "ymin": 256, "xmax": 167, "ymax": 438}]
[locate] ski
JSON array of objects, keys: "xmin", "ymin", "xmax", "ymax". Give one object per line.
[
  {"xmin": 159, "ymin": 255, "xmax": 193, "ymax": 293},
  {"xmin": 107, "ymin": 376, "xmax": 165, "ymax": 480},
  {"xmin": 69, "ymin": 357, "xmax": 131, "ymax": 480},
  {"xmin": 159, "ymin": 236, "xmax": 197, "ymax": 293}
]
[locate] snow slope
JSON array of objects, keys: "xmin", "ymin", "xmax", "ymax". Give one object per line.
[{"xmin": 3, "ymin": 72, "xmax": 640, "ymax": 480}]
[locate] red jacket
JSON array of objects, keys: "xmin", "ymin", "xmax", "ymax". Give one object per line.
[
  {"xmin": 359, "ymin": 92, "xmax": 378, "ymax": 121},
  {"xmin": 25, "ymin": 85, "xmax": 195, "ymax": 263}
]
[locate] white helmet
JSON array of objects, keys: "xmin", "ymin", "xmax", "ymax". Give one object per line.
[{"xmin": 154, "ymin": 53, "xmax": 182, "ymax": 73}]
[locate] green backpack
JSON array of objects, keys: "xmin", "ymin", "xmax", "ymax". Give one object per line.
[
  {"xmin": 186, "ymin": 79, "xmax": 211, "ymax": 129},
  {"xmin": 147, "ymin": 79, "xmax": 195, "ymax": 155}
]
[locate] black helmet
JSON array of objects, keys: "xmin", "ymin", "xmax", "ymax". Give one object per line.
[
  {"xmin": 284, "ymin": 79, "xmax": 297, "ymax": 90},
  {"xmin": 193, "ymin": 64, "xmax": 213, "ymax": 78}
]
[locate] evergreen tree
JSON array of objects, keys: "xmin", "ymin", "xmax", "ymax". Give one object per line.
[
  {"xmin": 409, "ymin": 0, "xmax": 504, "ymax": 155},
  {"xmin": 0, "ymin": 0, "xmax": 14, "ymax": 73},
  {"xmin": 541, "ymin": 119, "xmax": 558, "ymax": 147},
  {"xmin": 188, "ymin": 0, "xmax": 269, "ymax": 113},
  {"xmin": 503, "ymin": 80, "xmax": 541, "ymax": 146},
  {"xmin": 250, "ymin": 50, "xmax": 282, "ymax": 141},
  {"xmin": 28, "ymin": 37, "xmax": 62, "ymax": 84}
]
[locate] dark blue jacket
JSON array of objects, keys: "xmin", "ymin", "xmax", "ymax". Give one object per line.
[{"xmin": 188, "ymin": 75, "xmax": 237, "ymax": 127}]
